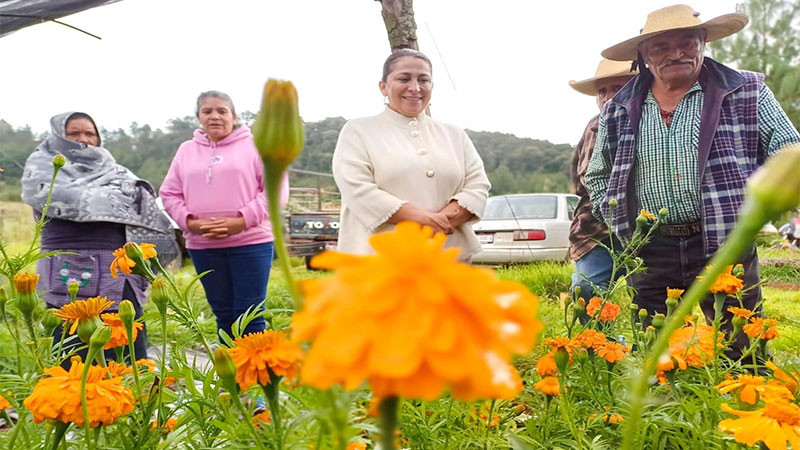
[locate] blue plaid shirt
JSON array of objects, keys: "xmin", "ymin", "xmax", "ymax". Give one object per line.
[{"xmin": 586, "ymin": 58, "xmax": 800, "ymax": 256}]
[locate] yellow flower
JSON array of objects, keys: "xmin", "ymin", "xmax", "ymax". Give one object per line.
[
  {"xmin": 744, "ymin": 317, "xmax": 780, "ymax": 340},
  {"xmin": 139, "ymin": 243, "xmax": 157, "ymax": 259},
  {"xmin": 101, "ymin": 313, "xmax": 142, "ymax": 350},
  {"xmin": 23, "ymin": 359, "xmax": 134, "ymax": 426},
  {"xmin": 728, "ymin": 307, "xmax": 755, "ymax": 319},
  {"xmin": 536, "ymin": 352, "xmax": 558, "ymax": 377},
  {"xmin": 106, "ymin": 361, "xmax": 133, "ymax": 378},
  {"xmin": 534, "ymin": 377, "xmax": 561, "ymax": 396},
  {"xmin": 597, "ymin": 341, "xmax": 628, "ymax": 363},
  {"xmin": 228, "ymin": 330, "xmax": 304, "ymax": 390},
  {"xmin": 573, "ymin": 329, "xmax": 606, "ymax": 351},
  {"xmin": 151, "ymin": 417, "xmax": 178, "ymax": 433},
  {"xmin": 766, "ymin": 361, "xmax": 799, "ymax": 395},
  {"xmin": 719, "ymin": 399, "xmax": 800, "ymax": 450},
  {"xmin": 253, "ymin": 410, "xmax": 272, "ymax": 428},
  {"xmin": 252, "ymin": 79, "xmax": 305, "ymax": 169},
  {"xmin": 110, "ymin": 247, "xmax": 135, "ymax": 278},
  {"xmin": 292, "ymin": 222, "xmax": 542, "ymax": 401},
  {"xmin": 666, "ymin": 288, "xmax": 684, "ymax": 299},
  {"xmin": 12, "ymin": 272, "xmax": 39, "ymax": 294},
  {"xmin": 54, "ymin": 296, "xmax": 114, "ymax": 334},
  {"xmin": 135, "ymin": 358, "xmax": 156, "ymax": 373},
  {"xmin": 640, "ymin": 209, "xmax": 657, "ymax": 221}
]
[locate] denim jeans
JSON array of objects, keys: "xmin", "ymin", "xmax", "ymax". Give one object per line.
[
  {"xmin": 188, "ymin": 242, "xmax": 273, "ymax": 339},
  {"xmin": 627, "ymin": 233, "xmax": 761, "ymax": 357},
  {"xmin": 571, "ymin": 242, "xmax": 615, "ymax": 301}
]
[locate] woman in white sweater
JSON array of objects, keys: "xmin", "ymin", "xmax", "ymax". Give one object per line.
[{"xmin": 332, "ymin": 49, "xmax": 490, "ymax": 259}]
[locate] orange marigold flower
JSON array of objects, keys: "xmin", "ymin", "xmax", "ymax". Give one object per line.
[
  {"xmin": 744, "ymin": 317, "xmax": 780, "ymax": 340},
  {"xmin": 766, "ymin": 361, "xmax": 799, "ymax": 395},
  {"xmin": 545, "ymin": 336, "xmax": 577, "ymax": 354},
  {"xmin": 151, "ymin": 417, "xmax": 178, "ymax": 433},
  {"xmin": 13, "ymin": 272, "xmax": 39, "ymax": 294},
  {"xmin": 0, "ymin": 394, "xmax": 10, "ymax": 410},
  {"xmin": 536, "ymin": 352, "xmax": 558, "ymax": 377},
  {"xmin": 718, "ymin": 399, "xmax": 800, "ymax": 450},
  {"xmin": 106, "ymin": 361, "xmax": 132, "ymax": 377},
  {"xmin": 699, "ymin": 265, "xmax": 744, "ymax": 295},
  {"xmin": 590, "ymin": 407, "xmax": 624, "ymax": 423},
  {"xmin": 135, "ymin": 358, "xmax": 156, "ymax": 372},
  {"xmin": 101, "ymin": 313, "xmax": 143, "ymax": 350},
  {"xmin": 252, "ymin": 410, "xmax": 272, "ymax": 428},
  {"xmin": 110, "ymin": 247, "xmax": 136, "ymax": 279},
  {"xmin": 573, "ymin": 329, "xmax": 606, "ymax": 351},
  {"xmin": 667, "ymin": 322, "xmax": 721, "ymax": 369},
  {"xmin": 23, "ymin": 360, "xmax": 134, "ymax": 426},
  {"xmin": 228, "ymin": 330, "xmax": 304, "ymax": 390},
  {"xmin": 346, "ymin": 443, "xmax": 366, "ymax": 450},
  {"xmin": 54, "ymin": 296, "xmax": 114, "ymax": 334},
  {"xmin": 586, "ymin": 297, "xmax": 620, "ymax": 322},
  {"xmin": 656, "ymin": 370, "xmax": 668, "ymax": 385},
  {"xmin": 291, "ymin": 222, "xmax": 543, "ymax": 401},
  {"xmin": 715, "ymin": 375, "xmax": 770, "ymax": 405},
  {"xmin": 666, "ymin": 288, "xmax": 684, "ymax": 299},
  {"xmin": 533, "ymin": 377, "xmax": 561, "ymax": 396},
  {"xmin": 640, "ymin": 209, "xmax": 657, "ymax": 221},
  {"xmin": 597, "ymin": 341, "xmax": 629, "ymax": 363},
  {"xmin": 140, "ymin": 243, "xmax": 157, "ymax": 259},
  {"xmin": 728, "ymin": 307, "xmax": 755, "ymax": 319}
]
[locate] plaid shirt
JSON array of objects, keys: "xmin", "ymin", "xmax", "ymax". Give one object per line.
[
  {"xmin": 569, "ymin": 116, "xmax": 609, "ymax": 260},
  {"xmin": 586, "ymin": 58, "xmax": 800, "ymax": 256}
]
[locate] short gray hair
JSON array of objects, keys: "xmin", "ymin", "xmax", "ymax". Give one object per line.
[{"xmin": 195, "ymin": 90, "xmax": 237, "ymax": 117}]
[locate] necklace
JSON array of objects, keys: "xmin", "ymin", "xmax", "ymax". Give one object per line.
[{"xmin": 659, "ymin": 108, "xmax": 675, "ymax": 127}]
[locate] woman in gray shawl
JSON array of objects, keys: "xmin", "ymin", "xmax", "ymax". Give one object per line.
[{"xmin": 21, "ymin": 112, "xmax": 179, "ymax": 362}]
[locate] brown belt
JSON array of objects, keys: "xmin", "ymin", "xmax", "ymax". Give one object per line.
[{"xmin": 658, "ymin": 222, "xmax": 702, "ymax": 237}]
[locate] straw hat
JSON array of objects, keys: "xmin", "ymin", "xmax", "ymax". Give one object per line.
[
  {"xmin": 602, "ymin": 4, "xmax": 748, "ymax": 61},
  {"xmin": 569, "ymin": 59, "xmax": 638, "ymax": 96}
]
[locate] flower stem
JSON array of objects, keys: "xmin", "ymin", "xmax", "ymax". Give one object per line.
[
  {"xmin": 124, "ymin": 322, "xmax": 146, "ymax": 421},
  {"xmin": 261, "ymin": 370, "xmax": 283, "ymax": 450},
  {"xmin": 265, "ymin": 163, "xmax": 301, "ymax": 309},
  {"xmin": 620, "ymin": 211, "xmax": 762, "ymax": 450},
  {"xmin": 379, "ymin": 396, "xmax": 399, "ymax": 450},
  {"xmin": 80, "ymin": 354, "xmax": 96, "ymax": 450},
  {"xmin": 50, "ymin": 422, "xmax": 69, "ymax": 450},
  {"xmin": 156, "ymin": 313, "xmax": 167, "ymax": 430},
  {"xmin": 230, "ymin": 392, "xmax": 266, "ymax": 450}
]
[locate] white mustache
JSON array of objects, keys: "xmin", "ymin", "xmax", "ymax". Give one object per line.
[{"xmin": 661, "ymin": 59, "xmax": 694, "ymax": 68}]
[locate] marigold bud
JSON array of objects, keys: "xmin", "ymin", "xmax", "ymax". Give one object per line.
[
  {"xmin": 644, "ymin": 326, "xmax": 656, "ymax": 343},
  {"xmin": 732, "ymin": 315, "xmax": 747, "ymax": 330},
  {"xmin": 89, "ymin": 324, "xmax": 112, "ymax": 353},
  {"xmin": 68, "ymin": 281, "xmax": 80, "ymax": 302},
  {"xmin": 572, "ymin": 285, "xmax": 581, "ymax": 298},
  {"xmin": 214, "ymin": 348, "xmax": 237, "ymax": 384},
  {"xmin": 575, "ymin": 348, "xmax": 589, "ymax": 361},
  {"xmin": 629, "ymin": 303, "xmax": 639, "ymax": 312},
  {"xmin": 609, "ymin": 198, "xmax": 618, "ymax": 208},
  {"xmin": 572, "ymin": 299, "xmax": 586, "ymax": 315},
  {"xmin": 638, "ymin": 308, "xmax": 649, "ymax": 322},
  {"xmin": 52, "ymin": 154, "xmax": 66, "ymax": 169},
  {"xmin": 745, "ymin": 143, "xmax": 800, "ymax": 220},
  {"xmin": 252, "ymin": 79, "xmax": 305, "ymax": 169},
  {"xmin": 732, "ymin": 264, "xmax": 745, "ymax": 277},
  {"xmin": 218, "ymin": 391, "xmax": 232, "ymax": 408},
  {"xmin": 553, "ymin": 347, "xmax": 570, "ymax": 374},
  {"xmin": 652, "ymin": 313, "xmax": 666, "ymax": 329},
  {"xmin": 665, "ymin": 297, "xmax": 678, "ymax": 316},
  {"xmin": 77, "ymin": 316, "xmax": 103, "ymax": 344},
  {"xmin": 41, "ymin": 309, "xmax": 61, "ymax": 336},
  {"xmin": 0, "ymin": 287, "xmax": 8, "ymax": 314},
  {"xmin": 124, "ymin": 242, "xmax": 145, "ymax": 262},
  {"xmin": 658, "ymin": 207, "xmax": 668, "ymax": 218},
  {"xmin": 13, "ymin": 273, "xmax": 40, "ymax": 317},
  {"xmin": 150, "ymin": 278, "xmax": 170, "ymax": 315},
  {"xmin": 118, "ymin": 300, "xmax": 136, "ymax": 329}
]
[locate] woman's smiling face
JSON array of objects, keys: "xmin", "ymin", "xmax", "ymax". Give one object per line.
[{"xmin": 379, "ymin": 56, "xmax": 433, "ymax": 117}]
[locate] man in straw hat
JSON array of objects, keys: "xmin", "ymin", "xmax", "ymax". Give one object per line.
[
  {"xmin": 567, "ymin": 59, "xmax": 636, "ymax": 302},
  {"xmin": 585, "ymin": 4, "xmax": 799, "ymax": 352}
]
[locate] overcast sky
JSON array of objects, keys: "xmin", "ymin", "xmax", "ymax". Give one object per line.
[{"xmin": 0, "ymin": 0, "xmax": 739, "ymax": 144}]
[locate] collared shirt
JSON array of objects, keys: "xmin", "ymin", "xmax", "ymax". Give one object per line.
[
  {"xmin": 588, "ymin": 82, "xmax": 799, "ymax": 225},
  {"xmin": 569, "ymin": 116, "xmax": 609, "ymax": 260}
]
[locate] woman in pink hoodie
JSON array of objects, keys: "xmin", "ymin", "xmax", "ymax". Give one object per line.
[{"xmin": 159, "ymin": 91, "xmax": 288, "ymax": 338}]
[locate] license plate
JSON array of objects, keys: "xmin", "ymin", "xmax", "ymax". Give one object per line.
[{"xmin": 478, "ymin": 233, "xmax": 494, "ymax": 244}]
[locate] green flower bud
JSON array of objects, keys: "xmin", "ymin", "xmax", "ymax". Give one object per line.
[
  {"xmin": 13, "ymin": 273, "xmax": 40, "ymax": 318},
  {"xmin": 124, "ymin": 241, "xmax": 145, "ymax": 262},
  {"xmin": 68, "ymin": 281, "xmax": 80, "ymax": 302},
  {"xmin": 218, "ymin": 391, "xmax": 232, "ymax": 408},
  {"xmin": 644, "ymin": 326, "xmax": 656, "ymax": 344},
  {"xmin": 572, "ymin": 285, "xmax": 581, "ymax": 298},
  {"xmin": 608, "ymin": 198, "xmax": 618, "ymax": 208},
  {"xmin": 76, "ymin": 316, "xmax": 103, "ymax": 344},
  {"xmin": 732, "ymin": 315, "xmax": 748, "ymax": 330},
  {"xmin": 745, "ymin": 143, "xmax": 800, "ymax": 220},
  {"xmin": 575, "ymin": 348, "xmax": 589, "ymax": 361},
  {"xmin": 52, "ymin": 154, "xmax": 66, "ymax": 169},
  {"xmin": 665, "ymin": 297, "xmax": 678, "ymax": 317},
  {"xmin": 214, "ymin": 348, "xmax": 238, "ymax": 390},
  {"xmin": 0, "ymin": 287, "xmax": 8, "ymax": 315},
  {"xmin": 572, "ymin": 298, "xmax": 586, "ymax": 316},
  {"xmin": 118, "ymin": 300, "xmax": 136, "ymax": 329},
  {"xmin": 89, "ymin": 324, "xmax": 112, "ymax": 353},
  {"xmin": 41, "ymin": 309, "xmax": 62, "ymax": 336},
  {"xmin": 638, "ymin": 308, "xmax": 649, "ymax": 322},
  {"xmin": 553, "ymin": 347, "xmax": 570, "ymax": 374},
  {"xmin": 652, "ymin": 313, "xmax": 666, "ymax": 329},
  {"xmin": 629, "ymin": 303, "xmax": 639, "ymax": 311},
  {"xmin": 658, "ymin": 207, "xmax": 669, "ymax": 219},
  {"xmin": 150, "ymin": 278, "xmax": 170, "ymax": 315},
  {"xmin": 732, "ymin": 264, "xmax": 745, "ymax": 277},
  {"xmin": 252, "ymin": 79, "xmax": 305, "ymax": 169}
]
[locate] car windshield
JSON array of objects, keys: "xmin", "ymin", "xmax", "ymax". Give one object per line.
[{"xmin": 483, "ymin": 195, "xmax": 558, "ymax": 220}]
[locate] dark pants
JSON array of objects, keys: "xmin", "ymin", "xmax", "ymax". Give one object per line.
[
  {"xmin": 627, "ymin": 233, "xmax": 761, "ymax": 356},
  {"xmin": 188, "ymin": 242, "xmax": 273, "ymax": 338},
  {"xmin": 49, "ymin": 281, "xmax": 148, "ymax": 368}
]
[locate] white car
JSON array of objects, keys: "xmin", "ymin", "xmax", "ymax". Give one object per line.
[{"xmin": 471, "ymin": 193, "xmax": 579, "ymax": 265}]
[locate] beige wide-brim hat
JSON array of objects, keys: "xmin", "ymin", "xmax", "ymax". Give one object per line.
[
  {"xmin": 569, "ymin": 59, "xmax": 638, "ymax": 96},
  {"xmin": 602, "ymin": 4, "xmax": 748, "ymax": 61}
]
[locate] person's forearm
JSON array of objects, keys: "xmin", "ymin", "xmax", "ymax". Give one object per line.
[
  {"xmin": 387, "ymin": 203, "xmax": 426, "ymax": 225},
  {"xmin": 439, "ymin": 200, "xmax": 475, "ymax": 228}
]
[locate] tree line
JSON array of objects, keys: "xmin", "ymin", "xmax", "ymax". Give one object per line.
[{"xmin": 0, "ymin": 115, "xmax": 575, "ymax": 202}]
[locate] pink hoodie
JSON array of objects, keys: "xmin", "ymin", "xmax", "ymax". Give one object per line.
[{"xmin": 159, "ymin": 126, "xmax": 289, "ymax": 250}]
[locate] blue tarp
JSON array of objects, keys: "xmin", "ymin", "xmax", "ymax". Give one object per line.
[{"xmin": 0, "ymin": 0, "xmax": 119, "ymax": 38}]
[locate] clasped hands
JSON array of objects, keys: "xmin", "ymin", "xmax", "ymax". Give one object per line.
[
  {"xmin": 388, "ymin": 201, "xmax": 473, "ymax": 235},
  {"xmin": 186, "ymin": 216, "xmax": 246, "ymax": 239}
]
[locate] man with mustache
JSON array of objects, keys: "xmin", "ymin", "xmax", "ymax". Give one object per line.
[{"xmin": 585, "ymin": 5, "xmax": 799, "ymax": 351}]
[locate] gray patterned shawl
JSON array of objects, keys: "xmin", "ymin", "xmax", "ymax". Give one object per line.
[{"xmin": 21, "ymin": 112, "xmax": 179, "ymax": 264}]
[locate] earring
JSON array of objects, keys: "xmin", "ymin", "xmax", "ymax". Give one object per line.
[{"xmin": 383, "ymin": 96, "xmax": 389, "ymax": 105}]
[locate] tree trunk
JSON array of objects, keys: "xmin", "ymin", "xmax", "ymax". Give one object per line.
[{"xmin": 375, "ymin": 0, "xmax": 418, "ymax": 51}]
